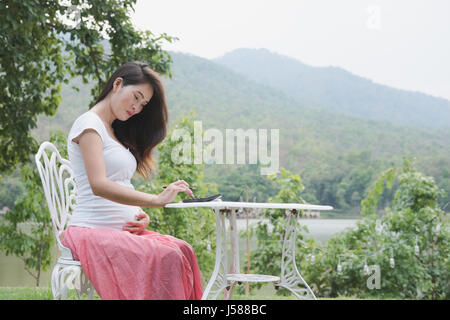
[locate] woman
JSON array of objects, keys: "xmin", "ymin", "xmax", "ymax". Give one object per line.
[{"xmin": 62, "ymin": 61, "xmax": 203, "ymax": 300}]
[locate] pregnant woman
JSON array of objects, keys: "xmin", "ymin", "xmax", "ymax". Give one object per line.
[{"xmin": 62, "ymin": 61, "xmax": 203, "ymax": 300}]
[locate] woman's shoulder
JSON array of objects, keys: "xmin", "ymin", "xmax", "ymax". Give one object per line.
[{"xmin": 68, "ymin": 111, "xmax": 107, "ymax": 144}]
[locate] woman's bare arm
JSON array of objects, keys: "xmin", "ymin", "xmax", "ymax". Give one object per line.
[{"xmin": 77, "ymin": 130, "xmax": 193, "ymax": 207}]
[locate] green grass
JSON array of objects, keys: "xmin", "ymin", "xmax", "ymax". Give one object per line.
[
  {"xmin": 0, "ymin": 286, "xmax": 383, "ymax": 300},
  {"xmin": 0, "ymin": 286, "xmax": 294, "ymax": 300},
  {"xmin": 0, "ymin": 287, "xmax": 101, "ymax": 300}
]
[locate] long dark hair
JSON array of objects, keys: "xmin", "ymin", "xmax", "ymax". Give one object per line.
[{"xmin": 92, "ymin": 61, "xmax": 168, "ymax": 178}]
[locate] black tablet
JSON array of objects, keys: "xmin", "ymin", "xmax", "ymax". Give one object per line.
[{"xmin": 182, "ymin": 194, "xmax": 222, "ymax": 203}]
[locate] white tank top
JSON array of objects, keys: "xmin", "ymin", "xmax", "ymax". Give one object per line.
[{"xmin": 67, "ymin": 111, "xmax": 140, "ymax": 230}]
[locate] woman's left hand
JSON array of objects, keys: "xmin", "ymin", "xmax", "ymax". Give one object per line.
[{"xmin": 123, "ymin": 208, "xmax": 150, "ymax": 235}]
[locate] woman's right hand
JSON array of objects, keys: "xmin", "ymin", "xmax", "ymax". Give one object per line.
[{"xmin": 156, "ymin": 180, "xmax": 194, "ymax": 207}]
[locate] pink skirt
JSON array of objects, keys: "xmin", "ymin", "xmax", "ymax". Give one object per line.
[{"xmin": 61, "ymin": 226, "xmax": 203, "ymax": 300}]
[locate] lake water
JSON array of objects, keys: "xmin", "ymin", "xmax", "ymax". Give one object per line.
[
  {"xmin": 230, "ymin": 218, "xmax": 358, "ymax": 243},
  {"xmin": 0, "ymin": 218, "xmax": 358, "ymax": 287}
]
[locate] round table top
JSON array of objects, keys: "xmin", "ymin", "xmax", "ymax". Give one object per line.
[{"xmin": 165, "ymin": 199, "xmax": 333, "ymax": 211}]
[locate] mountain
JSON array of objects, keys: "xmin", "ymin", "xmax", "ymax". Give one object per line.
[
  {"xmin": 162, "ymin": 51, "xmax": 449, "ymax": 162},
  {"xmin": 213, "ymin": 48, "xmax": 450, "ymax": 128}
]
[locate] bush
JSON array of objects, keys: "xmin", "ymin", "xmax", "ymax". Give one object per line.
[
  {"xmin": 247, "ymin": 158, "xmax": 449, "ymax": 299},
  {"xmin": 304, "ymin": 158, "xmax": 449, "ymax": 299}
]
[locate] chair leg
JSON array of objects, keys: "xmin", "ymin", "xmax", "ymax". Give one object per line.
[
  {"xmin": 52, "ymin": 263, "xmax": 96, "ymax": 300},
  {"xmin": 51, "ymin": 265, "xmax": 63, "ymax": 300}
]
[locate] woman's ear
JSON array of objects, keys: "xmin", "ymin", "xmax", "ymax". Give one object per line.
[{"xmin": 112, "ymin": 77, "xmax": 123, "ymax": 92}]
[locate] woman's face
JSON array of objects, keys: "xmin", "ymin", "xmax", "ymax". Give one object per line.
[{"xmin": 110, "ymin": 77, "xmax": 154, "ymax": 121}]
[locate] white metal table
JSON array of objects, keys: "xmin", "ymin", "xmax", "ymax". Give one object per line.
[{"xmin": 165, "ymin": 199, "xmax": 333, "ymax": 300}]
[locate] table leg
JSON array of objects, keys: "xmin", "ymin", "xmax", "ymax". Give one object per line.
[
  {"xmin": 224, "ymin": 209, "xmax": 240, "ymax": 300},
  {"xmin": 275, "ymin": 209, "xmax": 317, "ymax": 300},
  {"xmin": 202, "ymin": 207, "xmax": 228, "ymax": 300}
]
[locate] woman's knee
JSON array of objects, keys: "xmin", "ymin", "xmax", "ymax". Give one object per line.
[
  {"xmin": 161, "ymin": 245, "xmax": 184, "ymax": 266},
  {"xmin": 170, "ymin": 236, "xmax": 194, "ymax": 253}
]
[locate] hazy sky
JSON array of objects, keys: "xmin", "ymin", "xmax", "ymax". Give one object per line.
[{"xmin": 131, "ymin": 0, "xmax": 450, "ymax": 101}]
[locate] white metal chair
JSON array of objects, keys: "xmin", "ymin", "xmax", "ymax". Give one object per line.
[{"xmin": 35, "ymin": 141, "xmax": 95, "ymax": 300}]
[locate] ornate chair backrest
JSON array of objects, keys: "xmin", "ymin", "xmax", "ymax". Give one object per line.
[{"xmin": 35, "ymin": 141, "xmax": 77, "ymax": 253}]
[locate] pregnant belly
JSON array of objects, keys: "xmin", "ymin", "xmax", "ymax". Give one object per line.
[{"xmin": 71, "ymin": 204, "xmax": 140, "ymax": 231}]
